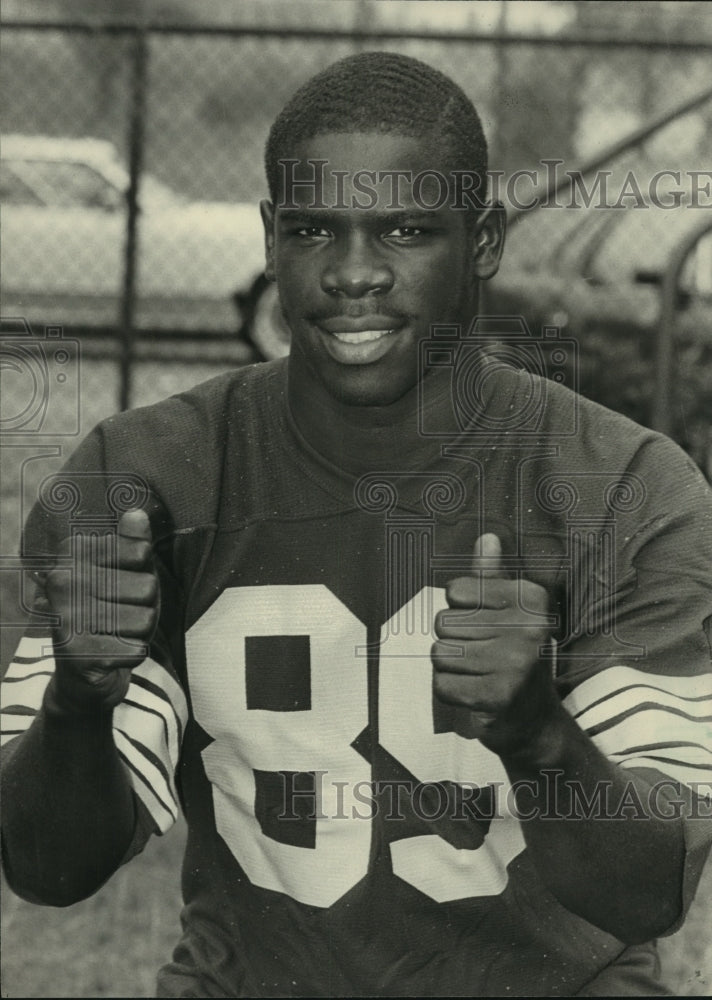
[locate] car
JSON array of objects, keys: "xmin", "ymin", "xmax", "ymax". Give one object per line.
[{"xmin": 0, "ymin": 134, "xmax": 267, "ymax": 333}]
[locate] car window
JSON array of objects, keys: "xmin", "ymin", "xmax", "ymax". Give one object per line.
[
  {"xmin": 0, "ymin": 162, "xmax": 45, "ymax": 205},
  {"xmin": 6, "ymin": 159, "xmax": 123, "ymax": 209}
]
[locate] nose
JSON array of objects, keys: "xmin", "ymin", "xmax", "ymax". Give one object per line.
[{"xmin": 321, "ymin": 233, "xmax": 394, "ymax": 298}]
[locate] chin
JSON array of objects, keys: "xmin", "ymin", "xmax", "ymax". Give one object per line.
[{"xmin": 326, "ymin": 373, "xmax": 416, "ymax": 408}]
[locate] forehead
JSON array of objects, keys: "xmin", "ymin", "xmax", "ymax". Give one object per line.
[
  {"xmin": 274, "ymin": 130, "xmax": 461, "ymax": 212},
  {"xmin": 294, "ymin": 130, "xmax": 449, "ymax": 171}
]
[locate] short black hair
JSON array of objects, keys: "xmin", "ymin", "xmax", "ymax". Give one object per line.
[{"xmin": 265, "ymin": 51, "xmax": 488, "ymax": 215}]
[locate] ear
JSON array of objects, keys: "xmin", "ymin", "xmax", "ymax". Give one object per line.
[
  {"xmin": 471, "ymin": 201, "xmax": 506, "ymax": 280},
  {"xmin": 259, "ymin": 199, "xmax": 276, "ymax": 282}
]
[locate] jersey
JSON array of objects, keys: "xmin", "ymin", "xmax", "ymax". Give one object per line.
[{"xmin": 2, "ymin": 358, "xmax": 711, "ymax": 998}]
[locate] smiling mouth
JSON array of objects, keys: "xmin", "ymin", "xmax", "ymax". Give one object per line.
[
  {"xmin": 316, "ymin": 319, "xmax": 403, "ymax": 366},
  {"xmin": 330, "ymin": 329, "xmax": 394, "ymax": 344}
]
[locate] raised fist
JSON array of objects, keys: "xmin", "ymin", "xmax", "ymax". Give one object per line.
[
  {"xmin": 432, "ymin": 533, "xmax": 558, "ymax": 756},
  {"xmin": 44, "ymin": 509, "xmax": 158, "ymax": 716}
]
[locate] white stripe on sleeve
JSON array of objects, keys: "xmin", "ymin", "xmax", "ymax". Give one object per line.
[
  {"xmin": 112, "ymin": 656, "xmax": 188, "ymax": 830},
  {"xmin": 563, "ymin": 665, "xmax": 712, "ymax": 787}
]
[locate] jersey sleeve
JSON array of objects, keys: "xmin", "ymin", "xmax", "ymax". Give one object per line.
[
  {"xmin": 554, "ymin": 435, "xmax": 711, "ymax": 793},
  {"xmin": 0, "ymin": 421, "xmax": 189, "ymax": 844},
  {"xmin": 552, "ymin": 434, "xmax": 712, "ymax": 925}
]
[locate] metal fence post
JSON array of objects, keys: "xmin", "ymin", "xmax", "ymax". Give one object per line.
[
  {"xmin": 118, "ymin": 26, "xmax": 148, "ymax": 412},
  {"xmin": 652, "ymin": 216, "xmax": 712, "ymax": 441}
]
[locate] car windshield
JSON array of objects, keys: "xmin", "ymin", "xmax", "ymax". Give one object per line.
[
  {"xmin": 2, "ymin": 153, "xmax": 181, "ymax": 211},
  {"xmin": 6, "ymin": 159, "xmax": 124, "ymax": 209},
  {"xmin": 0, "ymin": 162, "xmax": 45, "ymax": 205}
]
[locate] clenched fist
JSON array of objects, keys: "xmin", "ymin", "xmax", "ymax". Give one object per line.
[
  {"xmin": 44, "ymin": 509, "xmax": 158, "ymax": 716},
  {"xmin": 432, "ymin": 533, "xmax": 559, "ymax": 756}
]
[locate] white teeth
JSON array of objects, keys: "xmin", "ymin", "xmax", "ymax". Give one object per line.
[{"xmin": 332, "ymin": 330, "xmax": 392, "ymax": 344}]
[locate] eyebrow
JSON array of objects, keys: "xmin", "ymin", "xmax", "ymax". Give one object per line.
[{"xmin": 276, "ymin": 209, "xmax": 443, "ymax": 226}]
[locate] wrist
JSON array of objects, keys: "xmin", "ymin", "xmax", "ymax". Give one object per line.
[
  {"xmin": 498, "ymin": 700, "xmax": 575, "ymax": 774},
  {"xmin": 42, "ymin": 674, "xmax": 118, "ymax": 724}
]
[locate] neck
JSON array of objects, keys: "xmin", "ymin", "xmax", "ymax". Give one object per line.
[{"xmin": 286, "ymin": 357, "xmax": 462, "ymax": 476}]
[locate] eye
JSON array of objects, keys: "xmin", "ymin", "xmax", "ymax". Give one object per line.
[
  {"xmin": 386, "ymin": 226, "xmax": 425, "ymax": 241},
  {"xmin": 294, "ymin": 225, "xmax": 331, "ymax": 239}
]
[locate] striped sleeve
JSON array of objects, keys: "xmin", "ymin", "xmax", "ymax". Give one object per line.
[
  {"xmin": 562, "ymin": 664, "xmax": 712, "ymax": 790},
  {"xmin": 1, "ymin": 631, "xmax": 188, "ymax": 835},
  {"xmin": 1, "ymin": 633, "xmax": 55, "ymax": 744}
]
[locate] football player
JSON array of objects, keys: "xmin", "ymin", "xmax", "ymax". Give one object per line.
[{"xmin": 2, "ymin": 52, "xmax": 711, "ymax": 997}]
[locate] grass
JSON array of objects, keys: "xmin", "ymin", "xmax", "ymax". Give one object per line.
[
  {"xmin": 1, "ymin": 820, "xmax": 186, "ymax": 998},
  {"xmin": 1, "ymin": 355, "xmax": 711, "ymax": 997}
]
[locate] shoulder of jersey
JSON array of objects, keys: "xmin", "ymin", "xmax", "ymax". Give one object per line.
[
  {"xmin": 96, "ymin": 361, "xmax": 286, "ymax": 520},
  {"xmin": 101, "ymin": 361, "xmax": 283, "ymax": 461},
  {"xmin": 497, "ymin": 364, "xmax": 711, "ymax": 518},
  {"xmin": 497, "ymin": 363, "xmax": 658, "ymax": 458}
]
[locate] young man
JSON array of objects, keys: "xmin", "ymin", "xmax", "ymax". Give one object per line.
[{"xmin": 2, "ymin": 53, "xmax": 711, "ymax": 997}]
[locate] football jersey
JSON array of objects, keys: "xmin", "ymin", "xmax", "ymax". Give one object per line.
[{"xmin": 2, "ymin": 359, "xmax": 711, "ymax": 998}]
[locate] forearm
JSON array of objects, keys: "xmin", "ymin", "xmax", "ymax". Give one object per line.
[
  {"xmin": 1, "ymin": 703, "xmax": 136, "ymax": 906},
  {"xmin": 501, "ymin": 703, "xmax": 685, "ymax": 943}
]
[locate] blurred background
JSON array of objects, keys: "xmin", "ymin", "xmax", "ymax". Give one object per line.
[{"xmin": 1, "ymin": 1, "xmax": 711, "ymax": 996}]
